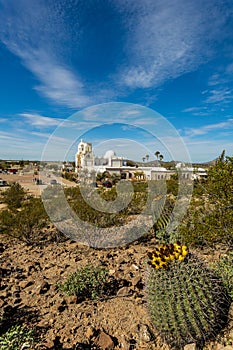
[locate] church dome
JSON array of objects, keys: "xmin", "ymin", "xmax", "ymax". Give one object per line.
[{"xmin": 104, "ymin": 150, "xmax": 116, "ymax": 159}]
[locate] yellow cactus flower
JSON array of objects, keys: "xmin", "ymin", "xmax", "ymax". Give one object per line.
[{"xmin": 148, "ymin": 242, "xmax": 189, "ymax": 269}]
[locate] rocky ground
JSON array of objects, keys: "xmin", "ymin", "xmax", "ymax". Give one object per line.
[{"xmin": 0, "ymin": 234, "xmax": 233, "ymax": 350}]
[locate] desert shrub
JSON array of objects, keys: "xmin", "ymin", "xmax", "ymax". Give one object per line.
[
  {"xmin": 0, "ymin": 197, "xmax": 50, "ymax": 243},
  {"xmin": 64, "ymin": 184, "xmax": 148, "ymax": 227},
  {"xmin": 2, "ymin": 183, "xmax": 27, "ymax": 210},
  {"xmin": 98, "ymin": 186, "xmax": 117, "ymax": 201},
  {"xmin": 58, "ymin": 264, "xmax": 109, "ymax": 300},
  {"xmin": 206, "ymin": 151, "xmax": 233, "ymax": 206},
  {"xmin": 166, "ymin": 174, "xmax": 179, "ymax": 196},
  {"xmin": 212, "ymin": 251, "xmax": 233, "ymax": 300},
  {"xmin": 62, "ymin": 171, "xmax": 77, "ymax": 182},
  {"xmin": 178, "ymin": 151, "xmax": 233, "ymax": 247},
  {"xmin": 0, "ymin": 325, "xmax": 34, "ymax": 350},
  {"xmin": 179, "ymin": 206, "xmax": 233, "ymax": 247}
]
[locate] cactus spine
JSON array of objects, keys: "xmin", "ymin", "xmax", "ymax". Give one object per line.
[{"xmin": 146, "ymin": 243, "xmax": 231, "ymax": 349}]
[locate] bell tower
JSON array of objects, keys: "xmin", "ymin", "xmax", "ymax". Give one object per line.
[{"xmin": 75, "ymin": 139, "xmax": 93, "ymax": 172}]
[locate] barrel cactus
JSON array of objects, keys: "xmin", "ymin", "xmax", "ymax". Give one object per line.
[{"xmin": 146, "ymin": 242, "xmax": 231, "ymax": 349}]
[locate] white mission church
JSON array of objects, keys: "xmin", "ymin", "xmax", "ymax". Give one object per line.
[{"xmin": 75, "ymin": 139, "xmax": 172, "ymax": 180}]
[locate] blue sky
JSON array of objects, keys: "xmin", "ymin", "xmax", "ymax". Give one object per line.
[{"xmin": 1, "ymin": 0, "xmax": 233, "ymax": 162}]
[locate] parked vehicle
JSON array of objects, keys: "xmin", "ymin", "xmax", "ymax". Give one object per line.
[
  {"xmin": 50, "ymin": 179, "xmax": 57, "ymax": 185},
  {"xmin": 0, "ymin": 180, "xmax": 8, "ymax": 187},
  {"xmin": 102, "ymin": 180, "xmax": 112, "ymax": 188}
]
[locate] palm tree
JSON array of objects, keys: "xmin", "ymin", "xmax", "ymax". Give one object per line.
[
  {"xmin": 146, "ymin": 154, "xmax": 149, "ymax": 162},
  {"xmin": 159, "ymin": 154, "xmax": 164, "ymax": 162},
  {"xmin": 155, "ymin": 151, "xmax": 160, "ymax": 160}
]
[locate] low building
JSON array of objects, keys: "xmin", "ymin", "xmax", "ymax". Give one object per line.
[
  {"xmin": 75, "ymin": 140, "xmax": 172, "ymax": 180},
  {"xmin": 175, "ymin": 163, "xmax": 208, "ymax": 180}
]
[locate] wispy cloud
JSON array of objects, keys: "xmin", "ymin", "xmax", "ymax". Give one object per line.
[
  {"xmin": 117, "ymin": 0, "xmax": 229, "ymax": 89},
  {"xmin": 184, "ymin": 118, "xmax": 233, "ymax": 137},
  {"xmin": 204, "ymin": 88, "xmax": 233, "ymax": 104},
  {"xmin": 182, "ymin": 106, "xmax": 209, "ymax": 116},
  {"xmin": 1, "ymin": 0, "xmax": 232, "ymax": 108},
  {"xmin": 29, "ymin": 53, "xmax": 91, "ymax": 108},
  {"xmin": 0, "ymin": 1, "xmax": 92, "ymax": 108},
  {"xmin": 19, "ymin": 113, "xmax": 65, "ymax": 127}
]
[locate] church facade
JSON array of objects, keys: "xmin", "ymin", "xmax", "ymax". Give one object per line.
[{"xmin": 75, "ymin": 139, "xmax": 172, "ymax": 180}]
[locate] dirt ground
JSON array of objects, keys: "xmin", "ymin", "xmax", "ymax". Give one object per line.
[
  {"xmin": 0, "ymin": 234, "xmax": 233, "ymax": 350},
  {"xmin": 0, "ymin": 175, "xmax": 233, "ymax": 349},
  {"xmin": 0, "ymin": 173, "xmax": 76, "ymax": 197}
]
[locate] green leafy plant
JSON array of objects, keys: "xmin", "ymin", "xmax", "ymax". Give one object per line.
[
  {"xmin": 0, "ymin": 197, "xmax": 49, "ymax": 243},
  {"xmin": 63, "ymin": 184, "xmax": 149, "ymax": 228},
  {"xmin": 58, "ymin": 264, "xmax": 109, "ymax": 300},
  {"xmin": 178, "ymin": 151, "xmax": 233, "ymax": 247},
  {"xmin": 2, "ymin": 182, "xmax": 27, "ymax": 210},
  {"xmin": 0, "ymin": 325, "xmax": 34, "ymax": 350},
  {"xmin": 212, "ymin": 251, "xmax": 233, "ymax": 300}
]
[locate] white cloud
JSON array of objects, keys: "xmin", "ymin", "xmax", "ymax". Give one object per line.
[
  {"xmin": 1, "ymin": 0, "xmax": 231, "ymax": 108},
  {"xmin": 0, "ymin": 2, "xmax": 92, "ymax": 108},
  {"xmin": 28, "ymin": 52, "xmax": 91, "ymax": 108},
  {"xmin": 204, "ymin": 88, "xmax": 233, "ymax": 104},
  {"xmin": 0, "ymin": 131, "xmax": 27, "ymax": 142},
  {"xmin": 184, "ymin": 118, "xmax": 233, "ymax": 137},
  {"xmin": 19, "ymin": 113, "xmax": 65, "ymax": 127},
  {"xmin": 117, "ymin": 0, "xmax": 229, "ymax": 89},
  {"xmin": 182, "ymin": 106, "xmax": 209, "ymax": 116}
]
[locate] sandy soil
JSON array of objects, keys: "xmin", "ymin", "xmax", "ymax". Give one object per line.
[{"xmin": 0, "ymin": 173, "xmax": 76, "ymax": 197}]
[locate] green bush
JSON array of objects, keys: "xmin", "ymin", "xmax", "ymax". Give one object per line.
[
  {"xmin": 0, "ymin": 325, "xmax": 34, "ymax": 350},
  {"xmin": 178, "ymin": 151, "xmax": 233, "ymax": 247},
  {"xmin": 166, "ymin": 175, "xmax": 178, "ymax": 196},
  {"xmin": 58, "ymin": 264, "xmax": 109, "ymax": 300},
  {"xmin": 179, "ymin": 207, "xmax": 233, "ymax": 247},
  {"xmin": 0, "ymin": 197, "xmax": 49, "ymax": 243},
  {"xmin": 64, "ymin": 184, "xmax": 148, "ymax": 227},
  {"xmin": 2, "ymin": 183, "xmax": 27, "ymax": 210},
  {"xmin": 212, "ymin": 251, "xmax": 233, "ymax": 300}
]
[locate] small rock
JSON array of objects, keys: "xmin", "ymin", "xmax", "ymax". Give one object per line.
[
  {"xmin": 120, "ymin": 337, "xmax": 130, "ymax": 350},
  {"xmin": 57, "ymin": 304, "xmax": 66, "ymax": 312},
  {"xmin": 131, "ymin": 264, "xmax": 139, "ymax": 270},
  {"xmin": 0, "ymin": 243, "xmax": 4, "ymax": 252},
  {"xmin": 229, "ymin": 328, "xmax": 233, "ymax": 338},
  {"xmin": 11, "ymin": 285, "xmax": 20, "ymax": 292},
  {"xmin": 86, "ymin": 326, "xmax": 95, "ymax": 339},
  {"xmin": 66, "ymin": 295, "xmax": 77, "ymax": 304},
  {"xmin": 0, "ymin": 299, "xmax": 5, "ymax": 308},
  {"xmin": 117, "ymin": 287, "xmax": 130, "ymax": 296},
  {"xmin": 138, "ymin": 324, "xmax": 152, "ymax": 342},
  {"xmin": 49, "ymin": 318, "xmax": 55, "ymax": 325},
  {"xmin": 38, "ymin": 281, "xmax": 50, "ymax": 294},
  {"xmin": 132, "ymin": 277, "xmax": 144, "ymax": 290},
  {"xmin": 96, "ymin": 331, "xmax": 115, "ymax": 350},
  {"xmin": 0, "ymin": 291, "xmax": 9, "ymax": 298},
  {"xmin": 184, "ymin": 344, "xmax": 197, "ymax": 350},
  {"xmin": 43, "ymin": 339, "xmax": 55, "ymax": 349},
  {"xmin": 19, "ymin": 280, "xmax": 34, "ymax": 289},
  {"xmin": 13, "ymin": 297, "xmax": 22, "ymax": 304}
]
